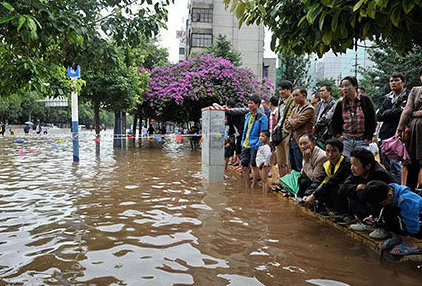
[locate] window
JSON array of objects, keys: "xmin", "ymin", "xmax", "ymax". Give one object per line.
[
  {"xmin": 192, "ymin": 34, "xmax": 212, "ymax": 47},
  {"xmin": 192, "ymin": 8, "xmax": 213, "ymax": 23},
  {"xmin": 179, "ymin": 47, "xmax": 185, "ymax": 55}
]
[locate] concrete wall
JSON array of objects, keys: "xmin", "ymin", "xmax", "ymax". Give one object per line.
[{"xmin": 201, "ymin": 110, "xmax": 225, "ymax": 182}]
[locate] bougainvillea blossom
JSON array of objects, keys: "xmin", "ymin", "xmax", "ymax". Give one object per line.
[{"xmin": 144, "ymin": 55, "xmax": 274, "ymax": 110}]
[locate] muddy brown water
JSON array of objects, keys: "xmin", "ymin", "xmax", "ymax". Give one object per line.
[{"xmin": 0, "ymin": 130, "xmax": 421, "ymax": 285}]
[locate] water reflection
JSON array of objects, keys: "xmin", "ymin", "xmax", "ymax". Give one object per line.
[{"xmin": 0, "ymin": 130, "xmax": 421, "ymax": 285}]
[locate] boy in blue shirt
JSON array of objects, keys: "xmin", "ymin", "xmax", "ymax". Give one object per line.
[
  {"xmin": 241, "ymin": 95, "xmax": 268, "ymax": 188},
  {"xmin": 364, "ymin": 180, "xmax": 422, "ymax": 256}
]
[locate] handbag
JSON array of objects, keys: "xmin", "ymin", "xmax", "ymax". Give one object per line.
[
  {"xmin": 381, "ymin": 137, "xmax": 410, "ymax": 162},
  {"xmin": 271, "ymin": 124, "xmax": 284, "ymax": 146}
]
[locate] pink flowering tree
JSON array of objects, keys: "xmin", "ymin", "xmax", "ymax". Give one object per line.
[{"xmin": 143, "ymin": 55, "xmax": 274, "ymax": 122}]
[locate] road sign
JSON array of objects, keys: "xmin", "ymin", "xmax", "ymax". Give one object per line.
[
  {"xmin": 44, "ymin": 96, "xmax": 68, "ymax": 107},
  {"xmin": 67, "ymin": 66, "xmax": 80, "ymax": 78}
]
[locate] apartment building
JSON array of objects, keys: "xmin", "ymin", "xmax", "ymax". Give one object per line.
[{"xmin": 185, "ymin": 0, "xmax": 270, "ymax": 81}]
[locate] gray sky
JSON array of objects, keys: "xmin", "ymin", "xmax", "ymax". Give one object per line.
[{"xmin": 158, "ymin": 0, "xmax": 276, "ymax": 63}]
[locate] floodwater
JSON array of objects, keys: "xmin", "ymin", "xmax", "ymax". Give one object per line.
[{"xmin": 0, "ymin": 129, "xmax": 421, "ymax": 286}]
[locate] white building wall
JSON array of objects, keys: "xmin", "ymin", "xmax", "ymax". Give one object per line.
[
  {"xmin": 187, "ymin": 0, "xmax": 264, "ymax": 79},
  {"xmin": 212, "ymin": 1, "xmax": 264, "ymax": 78}
]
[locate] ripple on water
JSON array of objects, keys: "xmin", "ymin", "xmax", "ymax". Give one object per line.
[
  {"xmin": 134, "ymin": 210, "xmax": 202, "ymax": 227},
  {"xmin": 217, "ymin": 274, "xmax": 265, "ymax": 286},
  {"xmin": 96, "ymin": 224, "xmax": 125, "ymax": 233},
  {"xmin": 190, "ymin": 203, "xmax": 212, "ymax": 211},
  {"xmin": 135, "ymin": 231, "xmax": 198, "ymax": 247},
  {"xmin": 124, "ymin": 185, "xmax": 138, "ymax": 190}
]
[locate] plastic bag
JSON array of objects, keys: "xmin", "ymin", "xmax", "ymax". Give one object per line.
[
  {"xmin": 280, "ymin": 170, "xmax": 302, "ymax": 195},
  {"xmin": 381, "ymin": 137, "xmax": 410, "ymax": 162}
]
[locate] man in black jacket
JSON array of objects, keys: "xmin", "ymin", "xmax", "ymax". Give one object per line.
[
  {"xmin": 304, "ymin": 138, "xmax": 351, "ymax": 213},
  {"xmin": 313, "ymin": 84, "xmax": 335, "ymax": 146},
  {"xmin": 226, "ymin": 99, "xmax": 245, "ymax": 165},
  {"xmin": 377, "ymin": 73, "xmax": 408, "ymax": 184}
]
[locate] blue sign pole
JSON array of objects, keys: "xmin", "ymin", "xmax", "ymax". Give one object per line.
[{"xmin": 68, "ymin": 66, "xmax": 80, "ymax": 162}]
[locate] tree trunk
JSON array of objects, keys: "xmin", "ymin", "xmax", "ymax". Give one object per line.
[
  {"xmin": 94, "ymin": 102, "xmax": 100, "ymax": 138},
  {"xmin": 133, "ymin": 112, "xmax": 138, "ymax": 137}
]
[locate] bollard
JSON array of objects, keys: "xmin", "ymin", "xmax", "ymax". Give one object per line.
[{"xmin": 201, "ymin": 109, "xmax": 225, "ymax": 182}]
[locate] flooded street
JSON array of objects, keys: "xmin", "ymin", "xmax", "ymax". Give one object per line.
[{"xmin": 1, "ymin": 130, "xmax": 421, "ymax": 285}]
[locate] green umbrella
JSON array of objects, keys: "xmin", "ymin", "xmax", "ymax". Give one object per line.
[{"xmin": 279, "ymin": 170, "xmax": 301, "ymax": 195}]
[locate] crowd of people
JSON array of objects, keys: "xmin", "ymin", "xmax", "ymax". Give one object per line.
[{"xmin": 224, "ymin": 69, "xmax": 422, "ymax": 257}]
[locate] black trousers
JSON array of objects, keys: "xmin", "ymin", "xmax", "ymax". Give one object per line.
[
  {"xmin": 297, "ymin": 175, "xmax": 312, "ymax": 198},
  {"xmin": 405, "ymin": 160, "xmax": 422, "ymax": 191},
  {"xmin": 378, "ymin": 206, "xmax": 422, "ymax": 238},
  {"xmin": 345, "ymin": 196, "xmax": 381, "ymax": 221},
  {"xmin": 322, "ymin": 185, "xmax": 348, "ymax": 213}
]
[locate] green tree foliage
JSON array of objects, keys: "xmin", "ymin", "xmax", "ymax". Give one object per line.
[
  {"xmin": 361, "ymin": 42, "xmax": 422, "ymax": 108},
  {"xmin": 223, "ymin": 0, "xmax": 422, "ymax": 56},
  {"xmin": 0, "ymin": 0, "xmax": 172, "ymax": 96},
  {"xmin": 277, "ymin": 54, "xmax": 311, "ymax": 87},
  {"xmin": 80, "ymin": 64, "xmax": 146, "ymax": 136},
  {"xmin": 0, "ymin": 94, "xmax": 22, "ymax": 123},
  {"xmin": 124, "ymin": 38, "xmax": 168, "ymax": 132},
  {"xmin": 203, "ymin": 34, "xmax": 242, "ymax": 67}
]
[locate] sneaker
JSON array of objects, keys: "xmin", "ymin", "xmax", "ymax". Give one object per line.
[
  {"xmin": 349, "ymin": 222, "xmax": 375, "ymax": 232},
  {"xmin": 369, "ymin": 228, "xmax": 390, "ymax": 240}
]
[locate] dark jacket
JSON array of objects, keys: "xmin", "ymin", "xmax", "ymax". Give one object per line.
[
  {"xmin": 225, "ymin": 108, "xmax": 246, "ymax": 139},
  {"xmin": 339, "ymin": 161, "xmax": 395, "ymax": 200},
  {"xmin": 314, "ymin": 97, "xmax": 335, "ymax": 141},
  {"xmin": 330, "ymin": 95, "xmax": 376, "ymax": 141},
  {"xmin": 377, "ymin": 89, "xmax": 408, "ymax": 140},
  {"xmin": 305, "ymin": 156, "xmax": 351, "ymax": 198}
]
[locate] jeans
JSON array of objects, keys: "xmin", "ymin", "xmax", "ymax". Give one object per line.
[
  {"xmin": 289, "ymin": 137, "xmax": 303, "ymax": 172},
  {"xmin": 342, "ymin": 135, "xmax": 370, "ymax": 158},
  {"xmin": 380, "ymin": 152, "xmax": 402, "ymax": 184},
  {"xmin": 241, "ymin": 147, "xmax": 258, "ymax": 168}
]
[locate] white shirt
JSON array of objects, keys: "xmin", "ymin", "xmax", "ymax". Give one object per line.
[{"xmin": 256, "ymin": 144, "xmax": 272, "ymax": 168}]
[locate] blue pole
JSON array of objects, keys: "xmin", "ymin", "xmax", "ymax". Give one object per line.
[
  {"xmin": 72, "ymin": 120, "xmax": 79, "ymax": 162},
  {"xmin": 71, "ymin": 88, "xmax": 79, "ymax": 162},
  {"xmin": 68, "ymin": 66, "xmax": 80, "ymax": 162}
]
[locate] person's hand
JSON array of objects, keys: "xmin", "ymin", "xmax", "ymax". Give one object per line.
[
  {"xmin": 303, "ymin": 148, "xmax": 312, "ymax": 158},
  {"xmin": 304, "ymin": 195, "xmax": 315, "ymax": 207},
  {"xmin": 225, "ymin": 143, "xmax": 230, "ymax": 148},
  {"xmin": 338, "ymin": 136, "xmax": 344, "ymax": 142},
  {"xmin": 312, "ymin": 127, "xmax": 316, "ymax": 134},
  {"xmin": 356, "ymin": 184, "xmax": 366, "ymax": 191},
  {"xmin": 363, "ymin": 215, "xmax": 377, "ymax": 225},
  {"xmin": 363, "ymin": 138, "xmax": 371, "ymax": 145},
  {"xmin": 394, "ymin": 130, "xmax": 401, "ymax": 139}
]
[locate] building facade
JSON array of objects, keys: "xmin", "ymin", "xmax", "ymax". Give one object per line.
[
  {"xmin": 308, "ymin": 41, "xmax": 374, "ymax": 85},
  {"xmin": 185, "ymin": 0, "xmax": 269, "ymax": 80}
]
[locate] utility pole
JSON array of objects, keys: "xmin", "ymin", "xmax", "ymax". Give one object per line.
[
  {"xmin": 68, "ymin": 66, "xmax": 80, "ymax": 162},
  {"xmin": 354, "ymin": 39, "xmax": 358, "ymax": 78}
]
